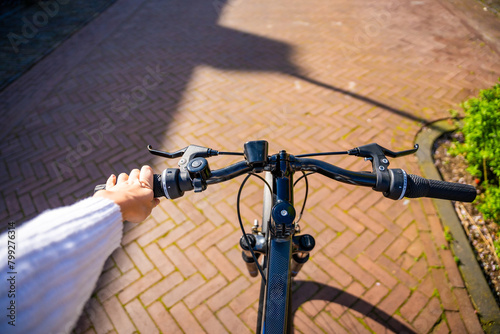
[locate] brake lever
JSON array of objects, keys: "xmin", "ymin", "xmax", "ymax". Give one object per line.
[
  {"xmin": 147, "ymin": 145, "xmax": 186, "ymax": 158},
  {"xmin": 380, "ymin": 144, "xmax": 419, "ymax": 158},
  {"xmin": 347, "ymin": 143, "xmax": 418, "ymax": 159},
  {"xmin": 148, "ymin": 144, "xmax": 219, "ymax": 170}
]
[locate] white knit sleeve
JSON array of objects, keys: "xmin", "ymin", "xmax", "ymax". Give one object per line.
[{"xmin": 0, "ymin": 197, "xmax": 123, "ymax": 334}]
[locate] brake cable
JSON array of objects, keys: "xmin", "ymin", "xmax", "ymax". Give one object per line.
[
  {"xmin": 237, "ymin": 173, "xmax": 272, "ymax": 284},
  {"xmin": 293, "ymin": 171, "xmax": 315, "ymax": 225}
]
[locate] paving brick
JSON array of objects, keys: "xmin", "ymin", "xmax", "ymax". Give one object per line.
[
  {"xmin": 310, "ymin": 206, "xmax": 347, "ymax": 232},
  {"xmin": 111, "ymin": 245, "xmax": 136, "ymax": 272},
  {"xmin": 431, "ymin": 320, "xmax": 450, "ymax": 334},
  {"xmin": 365, "ymin": 230, "xmax": 396, "ymax": 261},
  {"xmin": 178, "ymin": 198, "xmax": 207, "ymax": 224},
  {"xmin": 125, "ymin": 299, "xmax": 158, "ymax": 334},
  {"xmin": 327, "ymin": 281, "xmax": 365, "ymax": 318},
  {"xmin": 207, "ymin": 276, "xmax": 251, "ymax": 311},
  {"xmin": 193, "ymin": 304, "xmax": 229, "ymax": 334},
  {"xmin": 439, "ymin": 249, "xmax": 464, "ymax": 288},
  {"xmin": 355, "ymin": 283, "xmax": 389, "ymax": 315},
  {"xmin": 102, "ymin": 296, "xmax": 136, "ymax": 334},
  {"xmin": 410, "ymin": 200, "xmax": 429, "ymax": 232},
  {"xmin": 96, "ymin": 267, "xmax": 121, "ymax": 291},
  {"xmin": 406, "ymin": 238, "xmax": 425, "ymax": 258},
  {"xmin": 399, "ymin": 291, "xmax": 429, "ymax": 322},
  {"xmin": 339, "ymin": 311, "xmax": 372, "ymax": 334},
  {"xmin": 366, "ymin": 208, "xmax": 403, "ymax": 237},
  {"xmin": 412, "ymin": 298, "xmax": 442, "ymax": 334},
  {"xmin": 294, "ymin": 309, "xmax": 326, "ymax": 334},
  {"xmin": 170, "ymin": 302, "xmax": 205, "ymax": 333},
  {"xmin": 313, "ymin": 252, "xmax": 353, "ymax": 287},
  {"xmin": 161, "ymin": 273, "xmax": 205, "ymax": 307},
  {"xmin": 402, "ymin": 223, "xmax": 418, "ymax": 242},
  {"xmin": 428, "ymin": 215, "xmax": 448, "ymax": 248},
  {"xmin": 158, "ymin": 201, "xmax": 186, "ymax": 225},
  {"xmin": 118, "ymin": 269, "xmax": 162, "ymax": 304},
  {"xmin": 356, "ymin": 254, "xmax": 398, "ymax": 289},
  {"xmin": 197, "ymin": 223, "xmax": 235, "ymax": 251},
  {"xmin": 157, "ymin": 221, "xmax": 195, "ymax": 248},
  {"xmin": 453, "ymin": 288, "xmax": 484, "ymax": 334},
  {"xmin": 124, "ymin": 242, "xmax": 154, "ymax": 275},
  {"xmin": 121, "ymin": 219, "xmax": 158, "ymax": 245},
  {"xmin": 335, "ymin": 253, "xmax": 376, "ymax": 288},
  {"xmin": 377, "ymin": 256, "xmax": 418, "ymax": 288},
  {"xmin": 184, "ymin": 274, "xmax": 228, "ymax": 309},
  {"xmin": 323, "ymin": 229, "xmax": 357, "ymax": 258},
  {"xmin": 176, "ymin": 221, "xmax": 214, "ymax": 249},
  {"xmin": 376, "ymin": 284, "xmax": 411, "ymax": 320},
  {"xmin": 217, "ymin": 306, "xmax": 252, "ymax": 334},
  {"xmin": 409, "ymin": 257, "xmax": 428, "ymax": 280},
  {"xmin": 431, "ymin": 268, "xmax": 458, "ymax": 311},
  {"xmin": 137, "ymin": 220, "xmax": 176, "ymax": 246},
  {"xmin": 148, "ymin": 301, "xmax": 183, "ymax": 334},
  {"xmin": 143, "ymin": 242, "xmax": 175, "ymax": 276},
  {"xmin": 364, "ymin": 315, "xmax": 397, "ymax": 334},
  {"xmin": 419, "ymin": 232, "xmax": 441, "ymax": 267},
  {"xmin": 301, "ymin": 257, "xmax": 335, "ymax": 285},
  {"xmin": 184, "ymin": 245, "xmax": 219, "ymax": 279},
  {"xmin": 164, "ymin": 244, "xmax": 197, "ymax": 278},
  {"xmin": 140, "ymin": 271, "xmax": 184, "ymax": 306},
  {"xmin": 97, "ymin": 269, "xmax": 141, "ymax": 301},
  {"xmin": 197, "ymin": 198, "xmax": 226, "ymax": 226},
  {"xmin": 446, "ymin": 311, "xmax": 467, "ymax": 334},
  {"xmin": 331, "ymin": 207, "xmax": 365, "ymax": 234},
  {"xmin": 344, "ymin": 229, "xmax": 377, "ymax": 258},
  {"xmin": 346, "ymin": 207, "xmax": 385, "ymax": 235},
  {"xmin": 85, "ymin": 298, "xmax": 113, "ymax": 334},
  {"xmin": 384, "ymin": 235, "xmax": 410, "ymax": 260},
  {"xmin": 205, "ymin": 246, "xmax": 241, "ymax": 281}
]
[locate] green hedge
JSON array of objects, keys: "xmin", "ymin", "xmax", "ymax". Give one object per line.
[{"xmin": 451, "ymin": 81, "xmax": 500, "ymax": 223}]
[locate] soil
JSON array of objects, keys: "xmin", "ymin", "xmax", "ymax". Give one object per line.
[{"xmin": 433, "ymin": 132, "xmax": 500, "ymax": 305}]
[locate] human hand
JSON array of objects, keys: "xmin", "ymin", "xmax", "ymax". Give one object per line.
[{"xmin": 94, "ymin": 165, "xmax": 160, "ymax": 223}]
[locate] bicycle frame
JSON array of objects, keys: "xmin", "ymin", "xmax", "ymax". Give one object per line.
[{"xmin": 255, "ymin": 151, "xmax": 304, "ymax": 334}]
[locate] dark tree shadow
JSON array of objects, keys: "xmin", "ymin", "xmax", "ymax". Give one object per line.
[
  {"xmin": 1, "ymin": 0, "xmax": 429, "ymax": 228},
  {"xmin": 290, "ymin": 280, "xmax": 416, "ymax": 334}
]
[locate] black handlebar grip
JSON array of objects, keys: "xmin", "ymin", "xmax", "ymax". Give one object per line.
[{"xmin": 405, "ymin": 174, "xmax": 477, "ymax": 202}]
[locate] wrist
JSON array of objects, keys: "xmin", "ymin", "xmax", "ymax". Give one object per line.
[{"xmin": 94, "ymin": 191, "xmax": 128, "ymax": 221}]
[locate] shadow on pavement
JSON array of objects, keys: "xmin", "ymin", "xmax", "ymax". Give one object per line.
[
  {"xmin": 291, "ymin": 280, "xmax": 416, "ymax": 333},
  {"xmin": 1, "ymin": 0, "xmax": 426, "ymax": 226}
]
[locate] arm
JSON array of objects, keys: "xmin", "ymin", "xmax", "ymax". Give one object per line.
[{"xmin": 0, "ymin": 166, "xmax": 159, "ymax": 334}]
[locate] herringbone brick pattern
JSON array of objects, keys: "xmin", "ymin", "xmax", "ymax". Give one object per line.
[{"xmin": 2, "ymin": 0, "xmax": 499, "ymax": 332}]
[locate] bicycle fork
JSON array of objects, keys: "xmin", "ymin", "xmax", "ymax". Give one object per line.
[{"xmin": 240, "ymin": 230, "xmax": 315, "ymax": 278}]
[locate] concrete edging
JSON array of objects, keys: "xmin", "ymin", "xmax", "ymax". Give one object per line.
[{"xmin": 415, "ymin": 119, "xmax": 500, "ymax": 333}]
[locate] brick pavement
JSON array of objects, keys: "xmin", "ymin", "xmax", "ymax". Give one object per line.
[{"xmin": 1, "ymin": 0, "xmax": 500, "ymax": 332}]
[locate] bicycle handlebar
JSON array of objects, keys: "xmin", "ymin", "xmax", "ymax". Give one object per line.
[
  {"xmin": 144, "ymin": 156, "xmax": 476, "ymax": 203},
  {"xmin": 94, "ymin": 142, "xmax": 477, "ymax": 203}
]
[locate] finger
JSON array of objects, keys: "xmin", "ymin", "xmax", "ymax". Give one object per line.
[
  {"xmin": 139, "ymin": 165, "xmax": 154, "ymax": 189},
  {"xmin": 129, "ymin": 168, "xmax": 141, "ymax": 183},
  {"xmin": 153, "ymin": 198, "xmax": 160, "ymax": 207},
  {"xmin": 117, "ymin": 173, "xmax": 129, "ymax": 184},
  {"xmin": 106, "ymin": 174, "xmax": 116, "ymax": 190}
]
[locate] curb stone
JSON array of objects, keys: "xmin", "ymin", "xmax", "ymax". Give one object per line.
[{"xmin": 415, "ymin": 119, "xmax": 500, "ymax": 333}]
